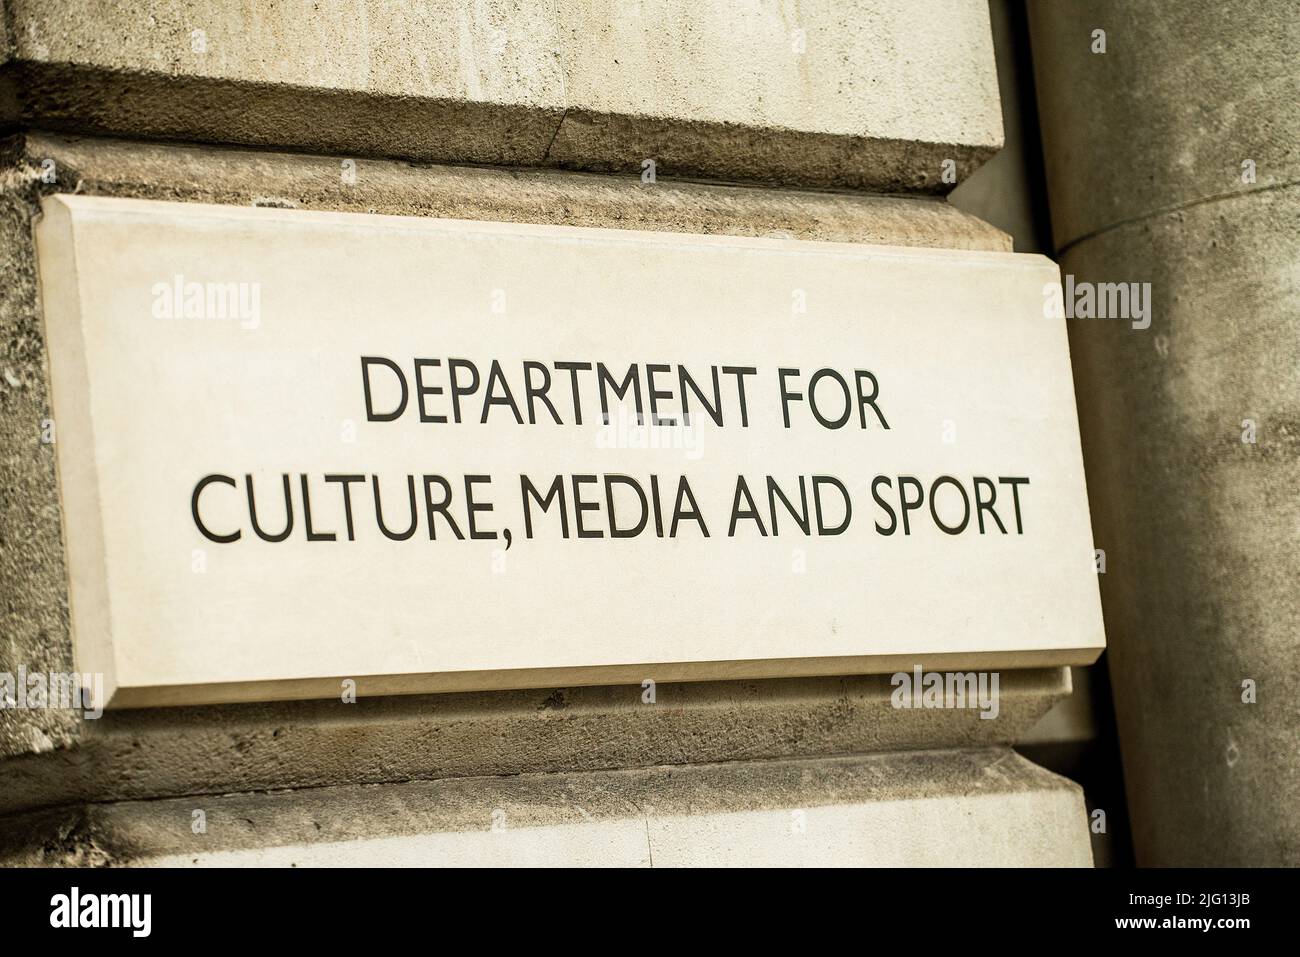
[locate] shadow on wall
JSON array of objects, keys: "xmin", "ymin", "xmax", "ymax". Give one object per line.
[{"xmin": 950, "ymin": 0, "xmax": 1053, "ymax": 253}]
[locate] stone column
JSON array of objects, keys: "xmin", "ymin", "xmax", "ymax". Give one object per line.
[{"xmin": 1028, "ymin": 0, "xmax": 1300, "ymax": 865}]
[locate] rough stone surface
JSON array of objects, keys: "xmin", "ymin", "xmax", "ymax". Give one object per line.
[
  {"xmin": 0, "ymin": 0, "xmax": 1003, "ymax": 190},
  {"xmin": 0, "ymin": 748, "xmax": 1093, "ymax": 866},
  {"xmin": 0, "ymin": 666, "xmax": 1071, "ymax": 818},
  {"xmin": 1031, "ymin": 0, "xmax": 1300, "ymax": 865},
  {"xmin": 17, "ymin": 134, "xmax": 1012, "ymax": 249},
  {"xmin": 546, "ymin": 0, "xmax": 1003, "ymax": 190},
  {"xmin": 1028, "ymin": 0, "xmax": 1300, "ymax": 249},
  {"xmin": 2, "ymin": 0, "xmax": 565, "ymax": 168},
  {"xmin": 0, "ymin": 151, "xmax": 77, "ymax": 764}
]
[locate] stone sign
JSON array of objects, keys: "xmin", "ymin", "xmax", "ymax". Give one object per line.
[{"xmin": 34, "ymin": 195, "xmax": 1104, "ymax": 707}]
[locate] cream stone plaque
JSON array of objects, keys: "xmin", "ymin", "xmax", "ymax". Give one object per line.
[{"xmin": 34, "ymin": 195, "xmax": 1104, "ymax": 708}]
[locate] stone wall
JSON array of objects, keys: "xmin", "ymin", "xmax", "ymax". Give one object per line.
[{"xmin": 0, "ymin": 1, "xmax": 1098, "ymax": 866}]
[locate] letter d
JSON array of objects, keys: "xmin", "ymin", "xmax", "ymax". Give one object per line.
[{"xmin": 361, "ymin": 356, "xmax": 409, "ymax": 421}]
